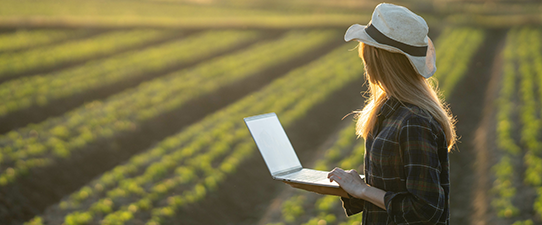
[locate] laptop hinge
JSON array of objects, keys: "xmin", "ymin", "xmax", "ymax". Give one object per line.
[{"xmin": 273, "ymin": 166, "xmax": 303, "ymax": 177}]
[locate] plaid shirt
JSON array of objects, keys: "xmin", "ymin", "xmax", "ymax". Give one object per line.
[{"xmin": 342, "ymin": 96, "xmax": 450, "ymax": 225}]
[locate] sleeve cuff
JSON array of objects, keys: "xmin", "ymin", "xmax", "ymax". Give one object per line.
[
  {"xmin": 384, "ymin": 191, "xmax": 407, "ymax": 221},
  {"xmin": 341, "ymin": 193, "xmax": 365, "ymax": 217},
  {"xmin": 384, "ymin": 191, "xmax": 396, "ymax": 211}
]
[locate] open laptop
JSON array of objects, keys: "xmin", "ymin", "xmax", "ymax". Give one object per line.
[{"xmin": 244, "ymin": 112, "xmax": 364, "ymax": 188}]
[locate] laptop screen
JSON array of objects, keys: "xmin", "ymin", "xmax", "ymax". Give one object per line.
[{"xmin": 244, "ymin": 113, "xmax": 302, "ymax": 176}]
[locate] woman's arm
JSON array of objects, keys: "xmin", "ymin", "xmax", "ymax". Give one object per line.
[
  {"xmin": 359, "ymin": 184, "xmax": 387, "ymax": 209},
  {"xmin": 283, "ymin": 168, "xmax": 387, "ymax": 209}
]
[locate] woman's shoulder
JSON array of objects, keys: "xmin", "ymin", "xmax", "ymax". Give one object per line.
[
  {"xmin": 381, "ymin": 97, "xmax": 443, "ymax": 135},
  {"xmin": 389, "ymin": 100, "xmax": 430, "ymax": 123},
  {"xmin": 394, "ymin": 102, "xmax": 444, "ymax": 137},
  {"xmin": 401, "ymin": 103, "xmax": 431, "ymax": 121}
]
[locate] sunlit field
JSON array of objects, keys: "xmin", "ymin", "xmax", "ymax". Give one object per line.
[{"xmin": 1, "ymin": 0, "xmax": 542, "ymax": 224}]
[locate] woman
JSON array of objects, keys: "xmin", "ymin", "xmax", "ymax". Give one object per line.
[{"xmin": 286, "ymin": 3, "xmax": 456, "ymax": 225}]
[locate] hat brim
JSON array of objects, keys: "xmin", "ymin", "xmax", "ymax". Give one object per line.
[{"xmin": 344, "ymin": 24, "xmax": 436, "ymax": 78}]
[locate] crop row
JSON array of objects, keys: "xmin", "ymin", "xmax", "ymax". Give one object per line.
[
  {"xmin": 433, "ymin": 27, "xmax": 485, "ymax": 97},
  {"xmin": 0, "ymin": 30, "xmax": 337, "ymax": 185},
  {"xmin": 24, "ymin": 43, "xmax": 363, "ymax": 225},
  {"xmin": 491, "ymin": 27, "xmax": 542, "ymax": 223},
  {"xmin": 514, "ymin": 27, "xmax": 542, "ymax": 220},
  {"xmin": 0, "ymin": 29, "xmax": 177, "ymax": 80},
  {"xmin": 491, "ymin": 27, "xmax": 521, "ymax": 219},
  {"xmin": 0, "ymin": 29, "xmax": 91, "ymax": 53},
  {"xmin": 266, "ymin": 122, "xmax": 365, "ymax": 225},
  {"xmin": 0, "ymin": 30, "xmax": 260, "ymax": 117},
  {"xmin": 516, "ymin": 28, "xmax": 542, "ymax": 188}
]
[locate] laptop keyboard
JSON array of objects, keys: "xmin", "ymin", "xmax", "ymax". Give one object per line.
[{"xmin": 281, "ymin": 169, "xmax": 329, "ymax": 182}]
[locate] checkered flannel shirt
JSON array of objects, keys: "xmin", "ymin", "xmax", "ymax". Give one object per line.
[{"xmin": 341, "ymin": 96, "xmax": 450, "ymax": 225}]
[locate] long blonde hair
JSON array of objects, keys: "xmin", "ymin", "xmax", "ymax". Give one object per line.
[{"xmin": 355, "ymin": 43, "xmax": 456, "ymax": 151}]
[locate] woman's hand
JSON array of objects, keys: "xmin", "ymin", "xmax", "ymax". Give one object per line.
[
  {"xmin": 283, "ymin": 181, "xmax": 349, "ymax": 198},
  {"xmin": 327, "ymin": 167, "xmax": 368, "ymax": 199}
]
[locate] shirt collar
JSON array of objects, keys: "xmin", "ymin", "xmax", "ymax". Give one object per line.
[{"xmin": 378, "ymin": 96, "xmax": 403, "ymax": 119}]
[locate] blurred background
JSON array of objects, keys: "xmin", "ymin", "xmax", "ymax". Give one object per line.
[
  {"xmin": 0, "ymin": 0, "xmax": 542, "ymax": 225},
  {"xmin": 1, "ymin": 0, "xmax": 542, "ymax": 28}
]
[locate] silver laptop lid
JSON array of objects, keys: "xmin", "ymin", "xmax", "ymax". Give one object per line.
[{"xmin": 244, "ymin": 113, "xmax": 302, "ymax": 176}]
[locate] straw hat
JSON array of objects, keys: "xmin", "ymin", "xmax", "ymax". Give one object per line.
[{"xmin": 344, "ymin": 3, "xmax": 436, "ymax": 78}]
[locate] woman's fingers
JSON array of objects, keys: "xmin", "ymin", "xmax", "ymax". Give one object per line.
[
  {"xmin": 330, "ymin": 168, "xmax": 349, "ymax": 179},
  {"xmin": 329, "ymin": 168, "xmax": 364, "ymax": 184},
  {"xmin": 326, "ymin": 168, "xmax": 369, "ymax": 199},
  {"xmin": 329, "ymin": 174, "xmax": 342, "ymax": 184},
  {"xmin": 328, "ymin": 167, "xmax": 340, "ymax": 178},
  {"xmin": 329, "ymin": 167, "xmax": 352, "ymax": 185}
]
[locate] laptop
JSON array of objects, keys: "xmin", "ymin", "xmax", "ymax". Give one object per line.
[{"xmin": 244, "ymin": 112, "xmax": 364, "ymax": 188}]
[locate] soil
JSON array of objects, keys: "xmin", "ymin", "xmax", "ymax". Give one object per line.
[
  {"xmin": 469, "ymin": 33, "xmax": 504, "ymax": 225},
  {"xmin": 446, "ymin": 29, "xmax": 507, "ymax": 224}
]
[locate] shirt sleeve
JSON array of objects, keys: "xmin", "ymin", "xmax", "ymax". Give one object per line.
[
  {"xmin": 384, "ymin": 116, "xmax": 446, "ymax": 224},
  {"xmin": 341, "ymin": 193, "xmax": 365, "ymax": 216}
]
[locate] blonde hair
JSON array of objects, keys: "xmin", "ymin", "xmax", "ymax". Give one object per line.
[{"xmin": 355, "ymin": 43, "xmax": 456, "ymax": 151}]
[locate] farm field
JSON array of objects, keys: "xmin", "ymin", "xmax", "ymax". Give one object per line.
[
  {"xmin": 1, "ymin": 0, "xmax": 542, "ymax": 225},
  {"xmin": 487, "ymin": 27, "xmax": 542, "ymax": 225}
]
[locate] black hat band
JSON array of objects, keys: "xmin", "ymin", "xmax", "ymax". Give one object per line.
[{"xmin": 365, "ymin": 24, "xmax": 428, "ymax": 57}]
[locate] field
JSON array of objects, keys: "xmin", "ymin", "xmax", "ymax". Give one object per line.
[{"xmin": 1, "ymin": 0, "xmax": 542, "ymax": 224}]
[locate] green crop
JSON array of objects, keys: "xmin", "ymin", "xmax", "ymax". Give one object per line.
[
  {"xmin": 491, "ymin": 27, "xmax": 542, "ymax": 221},
  {"xmin": 0, "ymin": 29, "xmax": 90, "ymax": 52},
  {"xmin": 0, "ymin": 30, "xmax": 260, "ymax": 116},
  {"xmin": 0, "ymin": 29, "xmax": 177, "ymax": 80},
  {"xmin": 0, "ymin": 30, "xmax": 337, "ymax": 186},
  {"xmin": 25, "ymin": 41, "xmax": 362, "ymax": 225},
  {"xmin": 433, "ymin": 27, "xmax": 485, "ymax": 99}
]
